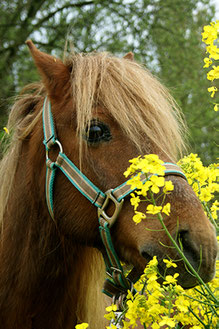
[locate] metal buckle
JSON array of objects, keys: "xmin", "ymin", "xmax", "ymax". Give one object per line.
[
  {"xmin": 98, "ymin": 189, "xmax": 124, "ymax": 227},
  {"xmin": 46, "ymin": 139, "xmax": 63, "ymax": 162}
]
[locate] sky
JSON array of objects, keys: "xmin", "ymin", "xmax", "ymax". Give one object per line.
[{"xmin": 212, "ymin": 0, "xmax": 219, "ymax": 19}]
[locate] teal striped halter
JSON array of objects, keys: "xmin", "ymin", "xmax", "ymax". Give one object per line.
[{"xmin": 42, "ymin": 97, "xmax": 187, "ymax": 302}]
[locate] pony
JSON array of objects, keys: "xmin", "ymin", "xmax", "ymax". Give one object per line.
[{"xmin": 0, "ymin": 40, "xmax": 217, "ymax": 329}]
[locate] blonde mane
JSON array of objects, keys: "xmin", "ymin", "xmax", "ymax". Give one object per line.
[{"xmin": 65, "ymin": 51, "xmax": 187, "ymax": 162}]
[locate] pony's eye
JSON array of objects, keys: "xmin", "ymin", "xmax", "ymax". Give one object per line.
[{"xmin": 85, "ymin": 121, "xmax": 111, "ymax": 144}]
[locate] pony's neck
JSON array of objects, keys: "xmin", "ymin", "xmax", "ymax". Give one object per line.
[{"xmin": 0, "ymin": 166, "xmax": 108, "ymax": 329}]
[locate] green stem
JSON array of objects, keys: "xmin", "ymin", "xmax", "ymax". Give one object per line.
[{"xmin": 188, "ymin": 306, "xmax": 208, "ymax": 328}]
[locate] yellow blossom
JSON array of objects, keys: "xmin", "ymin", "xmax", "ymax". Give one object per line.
[
  {"xmin": 206, "ymin": 44, "xmax": 219, "ymax": 60},
  {"xmin": 203, "ymin": 57, "xmax": 212, "ymax": 68},
  {"xmin": 214, "ymin": 104, "xmax": 218, "ymax": 111},
  {"xmin": 148, "ymin": 256, "xmax": 158, "ymax": 267},
  {"xmin": 174, "ymin": 295, "xmax": 190, "ymax": 313},
  {"xmin": 133, "ymin": 211, "xmax": 146, "ymax": 224},
  {"xmin": 162, "ymin": 203, "xmax": 171, "ymax": 216},
  {"xmin": 199, "ymin": 187, "xmax": 213, "ymax": 202},
  {"xmin": 105, "ymin": 304, "xmax": 117, "ymax": 312},
  {"xmin": 3, "ymin": 127, "xmax": 9, "ymax": 134},
  {"xmin": 208, "ymin": 86, "xmax": 217, "ymax": 97},
  {"xmin": 75, "ymin": 323, "xmax": 89, "ymax": 329},
  {"xmin": 211, "ymin": 200, "xmax": 219, "ymax": 220},
  {"xmin": 146, "ymin": 204, "xmax": 162, "ymax": 215},
  {"xmin": 202, "ymin": 24, "xmax": 217, "ymax": 45},
  {"xmin": 159, "ymin": 316, "xmax": 176, "ymax": 328},
  {"xmin": 130, "ymin": 193, "xmax": 140, "ymax": 210},
  {"xmin": 163, "ymin": 273, "xmax": 179, "ymax": 285},
  {"xmin": 163, "ymin": 258, "xmax": 177, "ymax": 268},
  {"xmin": 134, "ymin": 280, "xmax": 144, "ymax": 292},
  {"xmin": 207, "ymin": 65, "xmax": 219, "ymax": 81},
  {"xmin": 149, "ymin": 175, "xmax": 165, "ymax": 194},
  {"xmin": 163, "ymin": 180, "xmax": 174, "ymax": 194},
  {"xmin": 104, "ymin": 304, "xmax": 117, "ymax": 321},
  {"xmin": 127, "ymin": 173, "xmax": 143, "ymax": 190}
]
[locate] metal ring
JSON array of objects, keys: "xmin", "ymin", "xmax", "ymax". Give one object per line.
[{"xmin": 46, "ymin": 139, "xmax": 63, "ymax": 161}]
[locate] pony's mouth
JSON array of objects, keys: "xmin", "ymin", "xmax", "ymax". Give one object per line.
[{"xmin": 140, "ymin": 245, "xmax": 213, "ymax": 289}]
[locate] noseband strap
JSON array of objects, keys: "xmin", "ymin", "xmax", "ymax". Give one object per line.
[{"xmin": 42, "ymin": 97, "xmax": 187, "ymax": 301}]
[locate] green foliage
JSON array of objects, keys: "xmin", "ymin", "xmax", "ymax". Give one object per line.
[{"xmin": 0, "ymin": 0, "xmax": 217, "ymax": 164}]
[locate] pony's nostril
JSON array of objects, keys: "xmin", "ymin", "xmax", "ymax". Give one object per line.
[
  {"xmin": 176, "ymin": 230, "xmax": 200, "ymax": 264},
  {"xmin": 177, "ymin": 230, "xmax": 190, "ymax": 249}
]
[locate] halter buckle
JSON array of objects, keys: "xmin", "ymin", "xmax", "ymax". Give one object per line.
[{"xmin": 98, "ymin": 189, "xmax": 124, "ymax": 227}]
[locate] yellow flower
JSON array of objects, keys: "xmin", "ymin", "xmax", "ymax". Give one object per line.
[
  {"xmin": 127, "ymin": 173, "xmax": 143, "ymax": 190},
  {"xmin": 133, "ymin": 211, "xmax": 146, "ymax": 224},
  {"xmin": 105, "ymin": 304, "xmax": 117, "ymax": 312},
  {"xmin": 126, "ymin": 289, "xmax": 134, "ymax": 300},
  {"xmin": 214, "ymin": 104, "xmax": 218, "ymax": 111},
  {"xmin": 150, "ymin": 175, "xmax": 165, "ymax": 194},
  {"xmin": 211, "ymin": 200, "xmax": 219, "ymax": 220},
  {"xmin": 134, "ymin": 280, "xmax": 144, "ymax": 292},
  {"xmin": 208, "ymin": 86, "xmax": 217, "ymax": 97},
  {"xmin": 125, "ymin": 299, "xmax": 139, "ymax": 326},
  {"xmin": 148, "ymin": 256, "xmax": 158, "ymax": 267},
  {"xmin": 104, "ymin": 312, "xmax": 115, "ymax": 321},
  {"xmin": 163, "ymin": 273, "xmax": 179, "ymax": 285},
  {"xmin": 203, "ymin": 57, "xmax": 212, "ymax": 68},
  {"xmin": 202, "ymin": 24, "xmax": 217, "ymax": 45},
  {"xmin": 163, "ymin": 180, "xmax": 174, "ymax": 194},
  {"xmin": 174, "ymin": 295, "xmax": 190, "ymax": 313},
  {"xmin": 206, "ymin": 44, "xmax": 219, "ymax": 60},
  {"xmin": 130, "ymin": 193, "xmax": 140, "ymax": 210},
  {"xmin": 75, "ymin": 323, "xmax": 89, "ymax": 329},
  {"xmin": 159, "ymin": 316, "xmax": 176, "ymax": 328},
  {"xmin": 163, "ymin": 258, "xmax": 177, "ymax": 268},
  {"xmin": 199, "ymin": 187, "xmax": 213, "ymax": 202},
  {"xmin": 162, "ymin": 203, "xmax": 171, "ymax": 216},
  {"xmin": 140, "ymin": 180, "xmax": 152, "ymax": 196},
  {"xmin": 207, "ymin": 66, "xmax": 219, "ymax": 81},
  {"xmin": 3, "ymin": 127, "xmax": 9, "ymax": 134},
  {"xmin": 104, "ymin": 303, "xmax": 117, "ymax": 321},
  {"xmin": 146, "ymin": 204, "xmax": 162, "ymax": 215}
]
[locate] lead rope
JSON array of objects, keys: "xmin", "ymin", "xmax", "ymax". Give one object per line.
[{"xmin": 42, "ymin": 97, "xmax": 188, "ymax": 307}]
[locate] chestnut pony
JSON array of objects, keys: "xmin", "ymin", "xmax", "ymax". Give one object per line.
[{"xmin": 0, "ymin": 41, "xmax": 217, "ymax": 329}]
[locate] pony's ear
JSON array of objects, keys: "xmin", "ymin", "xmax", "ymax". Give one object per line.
[
  {"xmin": 26, "ymin": 40, "xmax": 70, "ymax": 97},
  {"xmin": 123, "ymin": 52, "xmax": 134, "ymax": 61}
]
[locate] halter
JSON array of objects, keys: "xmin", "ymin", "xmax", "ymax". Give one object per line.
[{"xmin": 42, "ymin": 97, "xmax": 187, "ymax": 301}]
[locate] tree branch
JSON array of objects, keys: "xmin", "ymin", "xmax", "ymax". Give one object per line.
[{"xmin": 32, "ymin": 1, "xmax": 95, "ymax": 29}]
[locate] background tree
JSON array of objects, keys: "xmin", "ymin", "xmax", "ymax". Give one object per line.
[{"xmin": 0, "ymin": 0, "xmax": 217, "ymax": 164}]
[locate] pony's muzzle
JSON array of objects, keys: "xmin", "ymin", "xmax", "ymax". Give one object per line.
[{"xmin": 140, "ymin": 226, "xmax": 217, "ymax": 288}]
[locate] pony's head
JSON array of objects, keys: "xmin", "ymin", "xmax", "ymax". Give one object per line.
[{"xmin": 2, "ymin": 40, "xmax": 217, "ymax": 291}]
